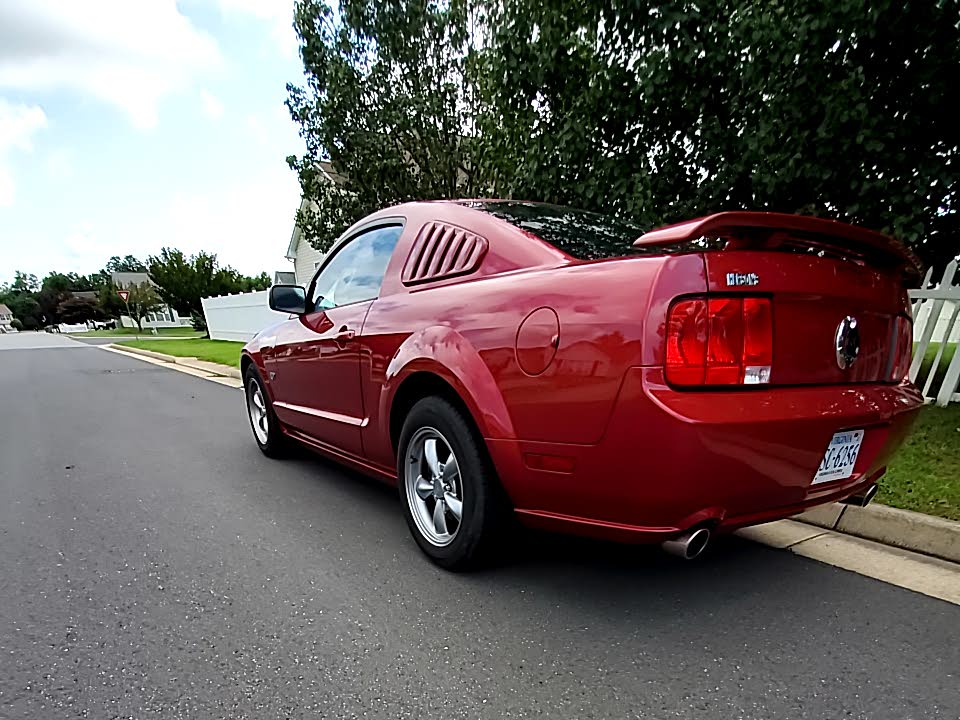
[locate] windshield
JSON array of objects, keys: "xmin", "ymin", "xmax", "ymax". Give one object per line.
[{"xmin": 465, "ymin": 201, "xmax": 647, "ymax": 260}]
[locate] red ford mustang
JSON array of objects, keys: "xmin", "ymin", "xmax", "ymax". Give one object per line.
[{"xmin": 242, "ymin": 201, "xmax": 922, "ymax": 568}]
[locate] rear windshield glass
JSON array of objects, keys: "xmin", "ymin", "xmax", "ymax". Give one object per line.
[{"xmin": 465, "ymin": 201, "xmax": 646, "ymax": 260}]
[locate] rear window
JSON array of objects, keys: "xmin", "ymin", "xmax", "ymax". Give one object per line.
[{"xmin": 465, "ymin": 201, "xmax": 646, "ymax": 260}]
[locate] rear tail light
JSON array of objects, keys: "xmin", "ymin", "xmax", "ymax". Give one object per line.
[
  {"xmin": 666, "ymin": 296, "xmax": 773, "ymax": 386},
  {"xmin": 889, "ymin": 315, "xmax": 913, "ymax": 382}
]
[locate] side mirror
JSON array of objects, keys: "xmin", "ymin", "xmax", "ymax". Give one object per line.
[{"xmin": 269, "ymin": 285, "xmax": 307, "ymax": 315}]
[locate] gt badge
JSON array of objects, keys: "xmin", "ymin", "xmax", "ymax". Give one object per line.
[{"xmin": 726, "ymin": 272, "xmax": 760, "ymax": 287}]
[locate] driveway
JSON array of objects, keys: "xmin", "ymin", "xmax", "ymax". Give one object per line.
[{"xmin": 1, "ymin": 338, "xmax": 957, "ymax": 718}]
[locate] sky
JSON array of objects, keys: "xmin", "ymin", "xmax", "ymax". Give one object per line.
[{"xmin": 0, "ymin": 0, "xmax": 307, "ymax": 284}]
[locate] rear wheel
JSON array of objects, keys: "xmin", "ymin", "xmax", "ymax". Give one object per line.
[
  {"xmin": 397, "ymin": 397, "xmax": 506, "ymax": 570},
  {"xmin": 244, "ymin": 366, "xmax": 288, "ymax": 458}
]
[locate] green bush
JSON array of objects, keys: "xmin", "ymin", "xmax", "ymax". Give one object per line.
[
  {"xmin": 10, "ymin": 318, "xmax": 23, "ymax": 331},
  {"xmin": 190, "ymin": 311, "xmax": 208, "ymax": 334}
]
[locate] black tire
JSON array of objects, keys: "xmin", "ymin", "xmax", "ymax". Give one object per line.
[
  {"xmin": 397, "ymin": 396, "xmax": 507, "ymax": 570},
  {"xmin": 244, "ymin": 365, "xmax": 288, "ymax": 458}
]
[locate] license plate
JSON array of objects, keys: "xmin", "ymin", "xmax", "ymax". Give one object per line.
[{"xmin": 813, "ymin": 429, "xmax": 865, "ymax": 484}]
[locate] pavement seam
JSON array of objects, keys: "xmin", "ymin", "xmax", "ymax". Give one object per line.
[{"xmin": 783, "ymin": 530, "xmax": 829, "ymax": 549}]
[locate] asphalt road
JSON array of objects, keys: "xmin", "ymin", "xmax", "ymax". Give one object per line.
[{"xmin": 1, "ymin": 334, "xmax": 958, "ymax": 719}]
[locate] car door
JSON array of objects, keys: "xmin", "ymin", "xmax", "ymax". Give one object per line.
[{"xmin": 269, "ymin": 224, "xmax": 403, "ymax": 455}]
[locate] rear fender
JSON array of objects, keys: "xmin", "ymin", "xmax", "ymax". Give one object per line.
[{"xmin": 380, "ymin": 325, "xmax": 516, "ymax": 442}]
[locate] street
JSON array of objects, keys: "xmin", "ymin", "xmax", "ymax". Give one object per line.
[{"xmin": 1, "ymin": 335, "xmax": 957, "ymax": 719}]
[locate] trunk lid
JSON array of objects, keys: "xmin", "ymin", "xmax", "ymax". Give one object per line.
[
  {"xmin": 637, "ymin": 212, "xmax": 916, "ymax": 386},
  {"xmin": 703, "ymin": 251, "xmax": 910, "ymax": 384}
]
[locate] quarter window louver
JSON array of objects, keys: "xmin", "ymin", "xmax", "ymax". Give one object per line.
[{"xmin": 401, "ymin": 222, "xmax": 488, "ymax": 285}]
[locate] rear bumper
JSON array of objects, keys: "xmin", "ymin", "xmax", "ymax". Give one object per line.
[{"xmin": 489, "ymin": 368, "xmax": 922, "ymax": 543}]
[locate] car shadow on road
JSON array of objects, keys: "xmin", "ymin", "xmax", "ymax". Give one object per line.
[{"xmin": 270, "ymin": 445, "xmax": 829, "ymax": 618}]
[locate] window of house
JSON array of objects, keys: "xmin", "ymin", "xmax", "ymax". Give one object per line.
[{"xmin": 310, "ymin": 225, "xmax": 402, "ymax": 310}]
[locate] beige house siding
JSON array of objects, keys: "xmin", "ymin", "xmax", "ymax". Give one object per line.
[{"xmin": 293, "ymin": 236, "xmax": 326, "ymax": 286}]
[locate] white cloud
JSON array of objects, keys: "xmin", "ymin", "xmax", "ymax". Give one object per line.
[
  {"xmin": 217, "ymin": 0, "xmax": 298, "ymax": 58},
  {"xmin": 0, "ymin": 98, "xmax": 47, "ymax": 206},
  {"xmin": 199, "ymin": 89, "xmax": 224, "ymax": 120},
  {"xmin": 160, "ymin": 168, "xmax": 301, "ymax": 275},
  {"xmin": 0, "ymin": 0, "xmax": 222, "ymax": 129}
]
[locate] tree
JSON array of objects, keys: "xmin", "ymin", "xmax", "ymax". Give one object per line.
[
  {"xmin": 287, "ymin": 0, "xmax": 485, "ymax": 252},
  {"xmin": 288, "ymin": 0, "xmax": 960, "ymax": 271},
  {"xmin": 9, "ymin": 271, "xmax": 39, "ymax": 294},
  {"xmin": 4, "ymin": 294, "xmax": 42, "ymax": 330},
  {"xmin": 36, "ymin": 273, "xmax": 77, "ymax": 325},
  {"xmin": 105, "ymin": 255, "xmax": 147, "ymax": 273},
  {"xmin": 0, "ymin": 271, "xmax": 43, "ymax": 329},
  {"xmin": 58, "ymin": 297, "xmax": 103, "ymax": 324},
  {"xmin": 147, "ymin": 248, "xmax": 273, "ymax": 316},
  {"xmin": 123, "ymin": 282, "xmax": 162, "ymax": 332},
  {"xmin": 471, "ymin": 0, "xmax": 960, "ymax": 271},
  {"xmin": 97, "ymin": 283, "xmax": 126, "ymax": 319}
]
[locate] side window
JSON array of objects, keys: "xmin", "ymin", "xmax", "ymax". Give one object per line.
[{"xmin": 310, "ymin": 225, "xmax": 403, "ymax": 310}]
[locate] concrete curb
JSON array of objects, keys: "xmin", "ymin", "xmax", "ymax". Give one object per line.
[
  {"xmin": 107, "ymin": 343, "xmax": 242, "ymax": 379},
  {"xmin": 795, "ymin": 502, "xmax": 960, "ymax": 564}
]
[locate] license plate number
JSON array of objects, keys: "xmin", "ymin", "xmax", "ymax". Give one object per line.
[{"xmin": 813, "ymin": 430, "xmax": 864, "ymax": 484}]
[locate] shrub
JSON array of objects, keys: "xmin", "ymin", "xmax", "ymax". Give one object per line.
[{"xmin": 190, "ymin": 311, "xmax": 208, "ymax": 334}]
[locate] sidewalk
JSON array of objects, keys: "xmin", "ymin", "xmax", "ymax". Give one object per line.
[{"xmin": 794, "ymin": 501, "xmax": 960, "ymax": 564}]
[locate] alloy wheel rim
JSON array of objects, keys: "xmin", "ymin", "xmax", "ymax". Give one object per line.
[
  {"xmin": 247, "ymin": 380, "xmax": 269, "ymax": 444},
  {"xmin": 404, "ymin": 427, "xmax": 463, "ymax": 547}
]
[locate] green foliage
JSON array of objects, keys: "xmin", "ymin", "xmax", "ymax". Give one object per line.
[
  {"xmin": 57, "ymin": 297, "xmax": 103, "ymax": 324},
  {"xmin": 473, "ymin": 0, "xmax": 960, "ymax": 270},
  {"xmin": 147, "ymin": 248, "xmax": 272, "ymax": 316},
  {"xmin": 124, "ymin": 281, "xmax": 162, "ymax": 331},
  {"xmin": 36, "ymin": 273, "xmax": 76, "ymax": 325},
  {"xmin": 0, "ymin": 273, "xmax": 43, "ymax": 329},
  {"xmin": 105, "ymin": 255, "xmax": 147, "ymax": 273},
  {"xmin": 190, "ymin": 310, "xmax": 208, "ymax": 334},
  {"xmin": 287, "ymin": 0, "xmax": 484, "ymax": 252},
  {"xmin": 290, "ymin": 0, "xmax": 960, "ymax": 269},
  {"xmin": 10, "ymin": 318, "xmax": 23, "ymax": 331},
  {"xmin": 97, "ymin": 283, "xmax": 126, "ymax": 319}
]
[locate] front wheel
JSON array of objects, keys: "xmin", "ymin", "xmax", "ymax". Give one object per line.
[
  {"xmin": 397, "ymin": 397, "xmax": 506, "ymax": 570},
  {"xmin": 244, "ymin": 366, "xmax": 288, "ymax": 458}
]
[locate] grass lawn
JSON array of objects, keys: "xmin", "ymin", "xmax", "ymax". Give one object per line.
[
  {"xmin": 879, "ymin": 403, "xmax": 960, "ymax": 521},
  {"xmin": 71, "ymin": 327, "xmax": 202, "ymax": 337},
  {"xmin": 118, "ymin": 338, "xmax": 244, "ymax": 367}
]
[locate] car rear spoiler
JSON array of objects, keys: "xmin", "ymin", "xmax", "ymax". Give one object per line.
[{"xmin": 634, "ymin": 212, "xmax": 923, "ymax": 280}]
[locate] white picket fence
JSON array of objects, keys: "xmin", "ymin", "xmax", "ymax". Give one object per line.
[
  {"xmin": 909, "ymin": 260, "xmax": 960, "ymax": 406},
  {"xmin": 201, "ymin": 290, "xmax": 289, "ymax": 342}
]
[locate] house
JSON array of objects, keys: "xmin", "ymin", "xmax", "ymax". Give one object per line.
[
  {"xmin": 284, "ymin": 197, "xmax": 326, "ymax": 285},
  {"xmin": 110, "ymin": 271, "xmax": 191, "ymax": 328},
  {"xmin": 284, "ymin": 161, "xmax": 348, "ymax": 285},
  {"xmin": 0, "ymin": 303, "xmax": 14, "ymax": 332}
]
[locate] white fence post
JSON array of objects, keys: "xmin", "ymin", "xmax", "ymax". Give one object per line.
[{"xmin": 907, "ymin": 259, "xmax": 960, "ymax": 406}]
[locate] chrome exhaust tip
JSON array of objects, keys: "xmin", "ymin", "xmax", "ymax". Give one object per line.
[
  {"xmin": 661, "ymin": 527, "xmax": 711, "ymax": 560},
  {"xmin": 841, "ymin": 483, "xmax": 878, "ymax": 507}
]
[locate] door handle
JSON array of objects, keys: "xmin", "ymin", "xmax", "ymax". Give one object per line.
[{"xmin": 335, "ymin": 326, "xmax": 356, "ymax": 344}]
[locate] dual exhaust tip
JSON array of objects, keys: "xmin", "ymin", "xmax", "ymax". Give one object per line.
[
  {"xmin": 661, "ymin": 527, "xmax": 711, "ymax": 560},
  {"xmin": 662, "ymin": 483, "xmax": 879, "ymax": 560},
  {"xmin": 841, "ymin": 483, "xmax": 878, "ymax": 507}
]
